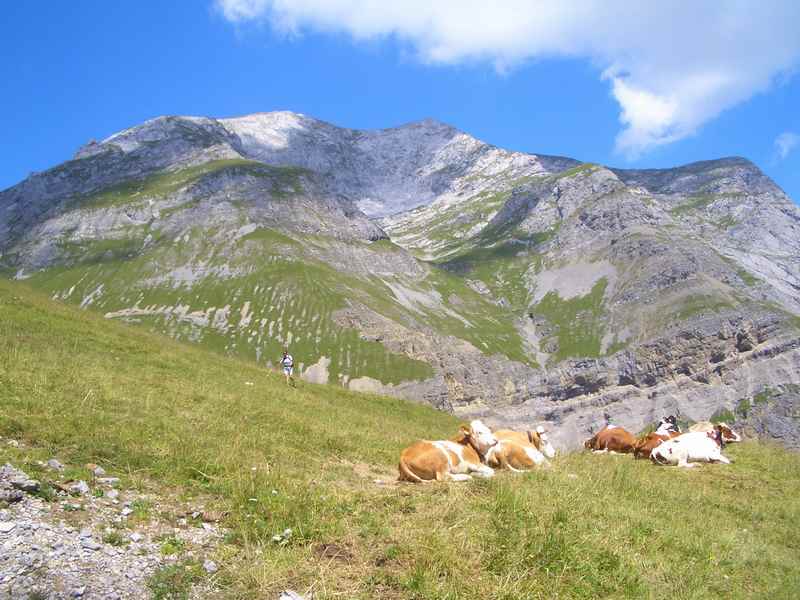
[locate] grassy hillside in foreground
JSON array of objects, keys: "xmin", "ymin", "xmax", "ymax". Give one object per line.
[{"xmin": 1, "ymin": 278, "xmax": 799, "ymax": 599}]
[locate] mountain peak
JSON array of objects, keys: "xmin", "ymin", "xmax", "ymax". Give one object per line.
[
  {"xmin": 395, "ymin": 117, "xmax": 455, "ymax": 131},
  {"xmin": 611, "ymin": 155, "xmax": 778, "ymax": 196}
]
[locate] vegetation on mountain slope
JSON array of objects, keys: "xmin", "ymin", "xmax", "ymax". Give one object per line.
[
  {"xmin": 5, "ymin": 153, "xmax": 534, "ymax": 382},
  {"xmin": 1, "ymin": 278, "xmax": 799, "ymax": 599},
  {"xmin": 529, "ymin": 277, "xmax": 609, "ymax": 361},
  {"xmin": 72, "ymin": 159, "xmax": 308, "ymax": 210}
]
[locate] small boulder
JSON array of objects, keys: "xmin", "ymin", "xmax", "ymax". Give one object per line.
[
  {"xmin": 70, "ymin": 480, "xmax": 91, "ymax": 496},
  {"xmin": 47, "ymin": 458, "xmax": 65, "ymax": 471},
  {"xmin": 12, "ymin": 477, "xmax": 40, "ymax": 493},
  {"xmin": 0, "ymin": 489, "xmax": 24, "ymax": 503},
  {"xmin": 0, "ymin": 521, "xmax": 17, "ymax": 534},
  {"xmin": 81, "ymin": 538, "xmax": 101, "ymax": 551},
  {"xmin": 203, "ymin": 559, "xmax": 218, "ymax": 574},
  {"xmin": 1, "ymin": 463, "xmax": 40, "ymax": 494}
]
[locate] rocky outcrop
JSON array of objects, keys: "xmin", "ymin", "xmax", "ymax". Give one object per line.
[
  {"xmin": 335, "ymin": 300, "xmax": 800, "ymax": 451},
  {"xmin": 734, "ymin": 384, "xmax": 800, "ymax": 450}
]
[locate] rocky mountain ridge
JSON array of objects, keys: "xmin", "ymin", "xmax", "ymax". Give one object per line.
[{"xmin": 1, "ymin": 111, "xmax": 798, "ymax": 448}]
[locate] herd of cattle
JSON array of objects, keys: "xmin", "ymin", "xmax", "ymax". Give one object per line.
[{"xmin": 397, "ymin": 417, "xmax": 741, "ymax": 482}]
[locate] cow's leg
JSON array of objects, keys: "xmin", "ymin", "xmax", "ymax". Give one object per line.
[
  {"xmin": 449, "ymin": 473, "xmax": 472, "ymax": 482},
  {"xmin": 653, "ymin": 448, "xmax": 680, "ymax": 466},
  {"xmin": 592, "ymin": 449, "xmax": 608, "ymax": 454},
  {"xmin": 434, "ymin": 468, "xmax": 450, "ymax": 482},
  {"xmin": 502, "ymin": 459, "xmax": 525, "ymax": 474},
  {"xmin": 469, "ymin": 464, "xmax": 495, "ymax": 478},
  {"xmin": 522, "ymin": 446, "xmax": 547, "ymax": 467},
  {"xmin": 716, "ymin": 454, "xmax": 732, "ymax": 464},
  {"xmin": 495, "ymin": 452, "xmax": 520, "ymax": 473}
]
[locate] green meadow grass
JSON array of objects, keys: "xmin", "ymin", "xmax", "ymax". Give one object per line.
[
  {"xmin": 529, "ymin": 278, "xmax": 609, "ymax": 362},
  {"xmin": 1, "ymin": 278, "xmax": 799, "ymax": 599},
  {"xmin": 73, "ymin": 159, "xmax": 307, "ymax": 210}
]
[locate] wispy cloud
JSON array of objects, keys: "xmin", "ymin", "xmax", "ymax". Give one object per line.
[
  {"xmin": 215, "ymin": 1, "xmax": 800, "ymax": 158},
  {"xmin": 775, "ymin": 132, "xmax": 799, "ymax": 160}
]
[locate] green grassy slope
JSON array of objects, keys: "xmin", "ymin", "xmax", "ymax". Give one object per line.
[
  {"xmin": 22, "ymin": 225, "xmax": 529, "ymax": 379},
  {"xmin": 1, "ymin": 278, "xmax": 799, "ymax": 599},
  {"xmin": 11, "ymin": 158, "xmax": 530, "ymax": 381},
  {"xmin": 26, "ymin": 232, "xmax": 435, "ymax": 385}
]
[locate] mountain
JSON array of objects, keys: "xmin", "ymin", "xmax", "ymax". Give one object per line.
[{"xmin": 2, "ymin": 111, "xmax": 799, "ymax": 447}]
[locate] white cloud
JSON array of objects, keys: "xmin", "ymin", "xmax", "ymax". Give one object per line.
[
  {"xmin": 216, "ymin": 0, "xmax": 800, "ymax": 157},
  {"xmin": 775, "ymin": 132, "xmax": 799, "ymax": 160}
]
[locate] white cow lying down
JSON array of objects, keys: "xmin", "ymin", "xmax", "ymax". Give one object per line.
[{"xmin": 651, "ymin": 431, "xmax": 731, "ymax": 468}]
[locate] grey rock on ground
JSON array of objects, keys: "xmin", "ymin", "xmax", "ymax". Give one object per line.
[
  {"xmin": 0, "ymin": 463, "xmax": 39, "ymax": 502},
  {"xmin": 0, "ymin": 461, "xmax": 224, "ymax": 599}
]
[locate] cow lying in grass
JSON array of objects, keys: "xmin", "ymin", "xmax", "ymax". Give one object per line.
[
  {"xmin": 633, "ymin": 431, "xmax": 681, "ymax": 459},
  {"xmin": 651, "ymin": 430, "xmax": 732, "ymax": 468},
  {"xmin": 689, "ymin": 421, "xmax": 742, "ymax": 442},
  {"xmin": 486, "ymin": 426, "xmax": 556, "ymax": 471},
  {"xmin": 397, "ymin": 420, "xmax": 497, "ymax": 483},
  {"xmin": 633, "ymin": 417, "xmax": 682, "ymax": 459},
  {"xmin": 585, "ymin": 416, "xmax": 681, "ymax": 456},
  {"xmin": 584, "ymin": 425, "xmax": 638, "ymax": 454}
]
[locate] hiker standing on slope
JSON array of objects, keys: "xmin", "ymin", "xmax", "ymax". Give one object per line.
[{"xmin": 280, "ymin": 348, "xmax": 295, "ymax": 386}]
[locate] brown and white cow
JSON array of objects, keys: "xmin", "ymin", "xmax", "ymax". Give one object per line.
[
  {"xmin": 584, "ymin": 425, "xmax": 638, "ymax": 454},
  {"xmin": 397, "ymin": 420, "xmax": 497, "ymax": 483},
  {"xmin": 651, "ymin": 430, "xmax": 732, "ymax": 468},
  {"xmin": 633, "ymin": 430, "xmax": 681, "ymax": 459},
  {"xmin": 689, "ymin": 421, "xmax": 742, "ymax": 442},
  {"xmin": 486, "ymin": 426, "xmax": 556, "ymax": 471}
]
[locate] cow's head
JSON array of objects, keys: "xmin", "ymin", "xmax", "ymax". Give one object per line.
[
  {"xmin": 530, "ymin": 426, "xmax": 556, "ymax": 458},
  {"xmin": 707, "ymin": 428, "xmax": 725, "ymax": 449},
  {"xmin": 655, "ymin": 416, "xmax": 680, "ymax": 435},
  {"xmin": 715, "ymin": 422, "xmax": 742, "ymax": 443},
  {"xmin": 458, "ymin": 420, "xmax": 498, "ymax": 457}
]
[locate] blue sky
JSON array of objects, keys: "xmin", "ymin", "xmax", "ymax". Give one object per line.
[{"xmin": 2, "ymin": 1, "xmax": 799, "ymax": 203}]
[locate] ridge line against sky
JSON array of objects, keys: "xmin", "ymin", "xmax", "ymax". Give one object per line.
[
  {"xmin": 0, "ymin": 1, "xmax": 798, "ymax": 203},
  {"xmin": 216, "ymin": 0, "xmax": 800, "ymax": 159}
]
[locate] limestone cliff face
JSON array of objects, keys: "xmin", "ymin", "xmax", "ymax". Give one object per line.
[{"xmin": 1, "ymin": 112, "xmax": 798, "ymax": 448}]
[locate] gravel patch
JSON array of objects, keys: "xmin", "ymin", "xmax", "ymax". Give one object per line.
[{"xmin": 0, "ymin": 456, "xmax": 225, "ymax": 599}]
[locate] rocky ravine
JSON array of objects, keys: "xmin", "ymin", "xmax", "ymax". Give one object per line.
[{"xmin": 1, "ymin": 112, "xmax": 799, "ymax": 448}]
